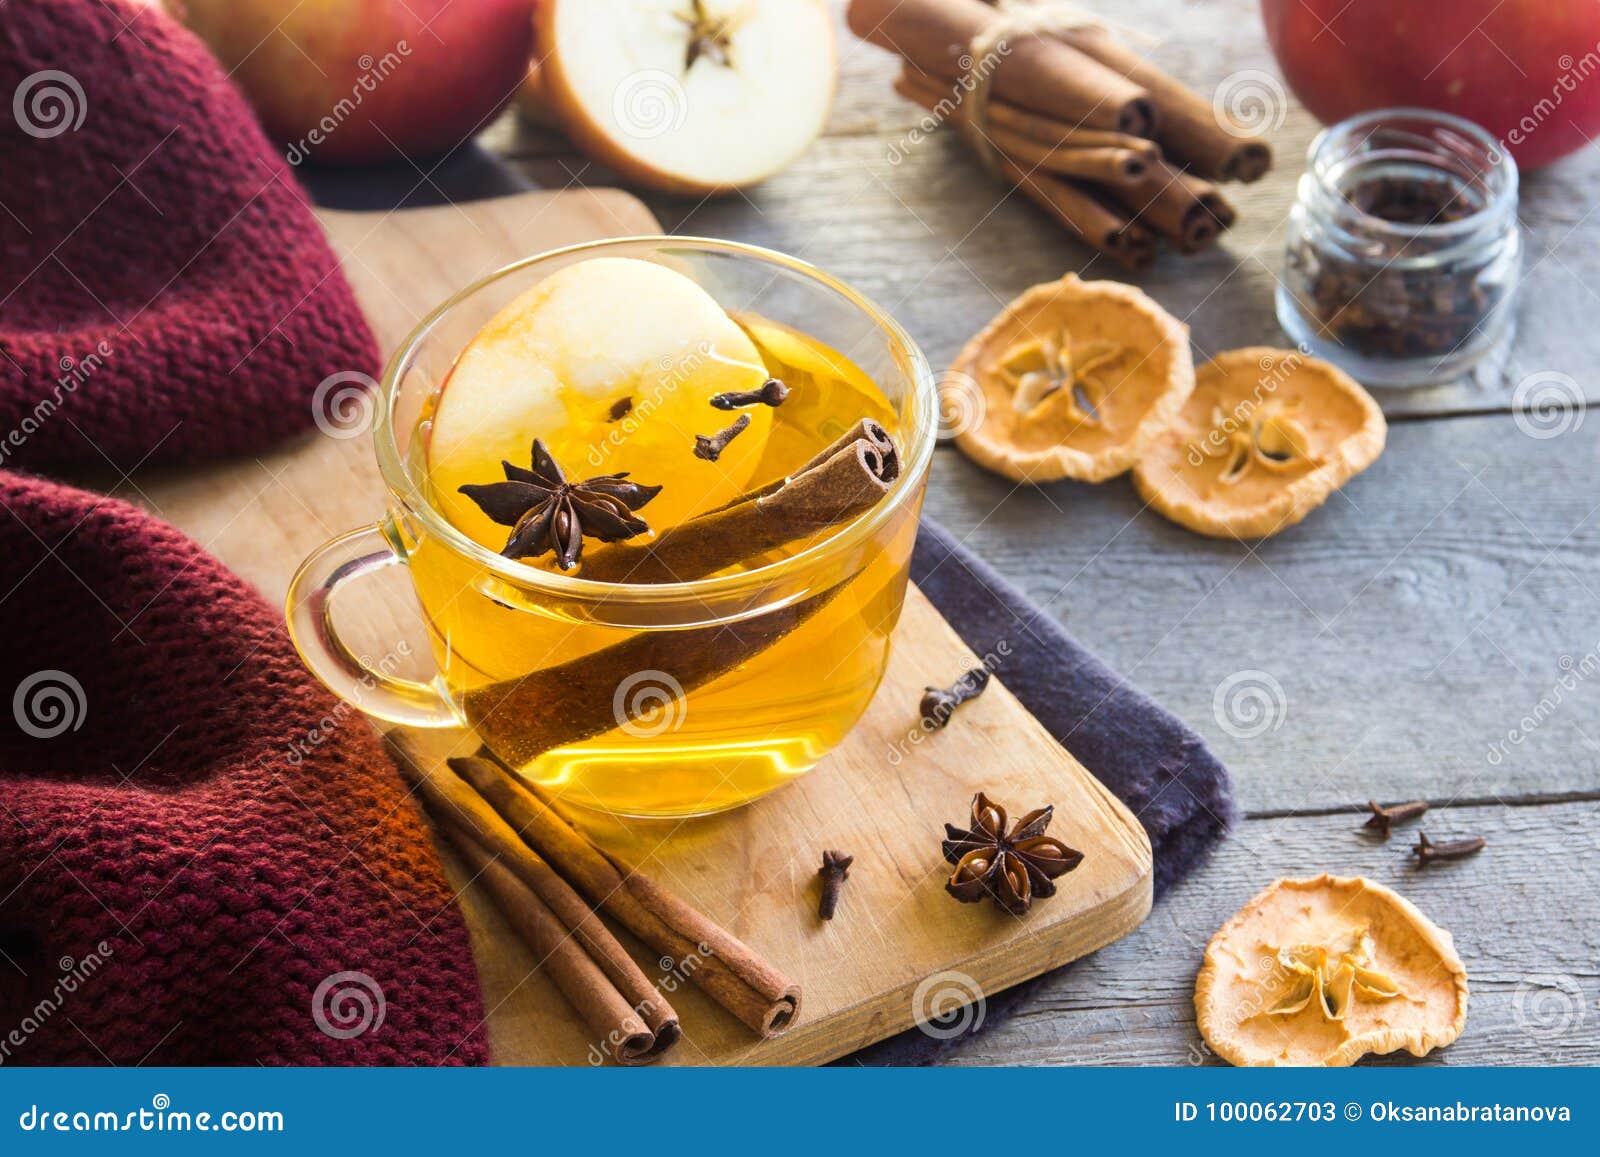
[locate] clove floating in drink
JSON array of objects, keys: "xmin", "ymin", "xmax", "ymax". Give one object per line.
[
  {"xmin": 694, "ymin": 413, "xmax": 751, "ymax": 462},
  {"xmin": 711, "ymin": 377, "xmax": 790, "ymax": 410}
]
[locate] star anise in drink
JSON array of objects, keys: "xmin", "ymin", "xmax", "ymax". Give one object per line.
[
  {"xmin": 941, "ymin": 792, "xmax": 1083, "ymax": 915},
  {"xmin": 458, "ymin": 440, "xmax": 661, "ymax": 570}
]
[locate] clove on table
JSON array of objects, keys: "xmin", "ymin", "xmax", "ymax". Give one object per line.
[
  {"xmin": 1364, "ymin": 798, "xmax": 1429, "ymax": 837},
  {"xmin": 1412, "ymin": 832, "xmax": 1486, "ymax": 867},
  {"xmin": 920, "ymin": 667, "xmax": 991, "ymax": 731},
  {"xmin": 816, "ymin": 849, "xmax": 853, "ymax": 920}
]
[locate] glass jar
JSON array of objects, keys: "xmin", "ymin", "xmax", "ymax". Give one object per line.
[{"xmin": 1277, "ymin": 108, "xmax": 1520, "ymax": 388}]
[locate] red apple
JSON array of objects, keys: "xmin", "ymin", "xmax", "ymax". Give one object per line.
[
  {"xmin": 1262, "ymin": 0, "xmax": 1600, "ymax": 170},
  {"xmin": 167, "ymin": 0, "xmax": 536, "ymax": 164}
]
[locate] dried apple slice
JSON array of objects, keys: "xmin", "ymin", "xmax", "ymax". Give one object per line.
[
  {"xmin": 537, "ymin": 0, "xmax": 836, "ymax": 194},
  {"xmin": 945, "ymin": 274, "xmax": 1194, "ymax": 483},
  {"xmin": 1195, "ymin": 875, "xmax": 1468, "ymax": 1067},
  {"xmin": 1132, "ymin": 347, "xmax": 1386, "ymax": 539}
]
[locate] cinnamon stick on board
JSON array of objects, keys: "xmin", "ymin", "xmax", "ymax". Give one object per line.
[
  {"xmin": 441, "ymin": 822, "xmax": 678, "ymax": 1065},
  {"xmin": 1053, "ymin": 24, "xmax": 1273, "ymax": 182},
  {"xmin": 847, "ymin": 0, "xmax": 1156, "ymax": 136},
  {"xmin": 892, "ymin": 71, "xmax": 1151, "ymax": 181},
  {"xmin": 451, "ymin": 751, "xmax": 802, "ymax": 1038},
  {"xmin": 580, "ymin": 418, "xmax": 899, "ymax": 584},
  {"xmin": 386, "ymin": 733, "xmax": 681, "ymax": 1060},
  {"xmin": 462, "ymin": 575, "xmax": 851, "ymax": 765}
]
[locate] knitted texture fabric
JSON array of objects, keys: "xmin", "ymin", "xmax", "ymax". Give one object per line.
[
  {"xmin": 0, "ymin": 471, "xmax": 488, "ymax": 1065},
  {"xmin": 0, "ymin": 0, "xmax": 379, "ymax": 471}
]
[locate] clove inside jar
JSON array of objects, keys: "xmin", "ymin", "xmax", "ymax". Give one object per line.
[{"xmin": 1277, "ymin": 108, "xmax": 1520, "ymax": 388}]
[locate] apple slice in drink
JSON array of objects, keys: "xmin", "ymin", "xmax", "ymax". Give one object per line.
[{"xmin": 428, "ymin": 256, "xmax": 774, "ymax": 555}]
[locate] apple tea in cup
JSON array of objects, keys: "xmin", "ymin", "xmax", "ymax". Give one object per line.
[{"xmin": 288, "ymin": 240, "xmax": 934, "ymax": 817}]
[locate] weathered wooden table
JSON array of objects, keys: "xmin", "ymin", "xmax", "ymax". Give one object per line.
[{"xmin": 483, "ymin": 0, "xmax": 1600, "ymax": 1065}]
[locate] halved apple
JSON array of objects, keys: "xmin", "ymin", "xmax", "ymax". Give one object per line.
[
  {"xmin": 537, "ymin": 0, "xmax": 836, "ymax": 195},
  {"xmin": 428, "ymin": 256, "xmax": 773, "ymax": 550}
]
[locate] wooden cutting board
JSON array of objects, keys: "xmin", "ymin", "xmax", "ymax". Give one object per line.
[{"xmin": 131, "ymin": 189, "xmax": 1152, "ymax": 1066}]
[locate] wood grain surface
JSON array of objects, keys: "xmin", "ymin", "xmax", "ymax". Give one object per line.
[
  {"xmin": 125, "ymin": 190, "xmax": 1153, "ymax": 1067},
  {"xmin": 481, "ymin": 0, "xmax": 1600, "ymax": 1065}
]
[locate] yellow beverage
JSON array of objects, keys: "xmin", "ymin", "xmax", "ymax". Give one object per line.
[{"xmin": 406, "ymin": 292, "xmax": 918, "ymax": 817}]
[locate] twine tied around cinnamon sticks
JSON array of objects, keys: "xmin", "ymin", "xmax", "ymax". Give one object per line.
[
  {"xmin": 959, "ymin": 1, "xmax": 1146, "ymax": 176},
  {"xmin": 849, "ymin": 0, "xmax": 1272, "ymax": 268}
]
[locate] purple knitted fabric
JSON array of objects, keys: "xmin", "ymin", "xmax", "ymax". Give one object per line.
[{"xmin": 0, "ymin": 471, "xmax": 488, "ymax": 1065}]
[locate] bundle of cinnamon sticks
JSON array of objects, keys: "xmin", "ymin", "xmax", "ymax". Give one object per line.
[
  {"xmin": 848, "ymin": 0, "xmax": 1271, "ymax": 268},
  {"xmin": 388, "ymin": 733, "xmax": 802, "ymax": 1065}
]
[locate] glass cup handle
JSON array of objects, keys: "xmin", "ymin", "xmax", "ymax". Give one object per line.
[{"xmin": 285, "ymin": 523, "xmax": 460, "ymax": 729}]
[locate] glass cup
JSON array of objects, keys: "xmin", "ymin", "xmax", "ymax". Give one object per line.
[{"xmin": 286, "ymin": 237, "xmax": 935, "ymax": 817}]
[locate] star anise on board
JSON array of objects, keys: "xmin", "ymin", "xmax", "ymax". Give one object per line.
[
  {"xmin": 941, "ymin": 792, "xmax": 1083, "ymax": 915},
  {"xmin": 458, "ymin": 440, "xmax": 661, "ymax": 570}
]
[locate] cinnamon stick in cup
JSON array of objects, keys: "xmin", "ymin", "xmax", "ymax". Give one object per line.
[
  {"xmin": 848, "ymin": 0, "xmax": 1156, "ymax": 135},
  {"xmin": 387, "ymin": 732, "xmax": 681, "ymax": 1061},
  {"xmin": 580, "ymin": 419, "xmax": 899, "ymax": 585},
  {"xmin": 450, "ymin": 751, "xmax": 802, "ymax": 1038},
  {"xmin": 441, "ymin": 823, "xmax": 679, "ymax": 1065},
  {"xmin": 462, "ymin": 576, "xmax": 850, "ymax": 765},
  {"xmin": 1052, "ymin": 24, "xmax": 1272, "ymax": 182}
]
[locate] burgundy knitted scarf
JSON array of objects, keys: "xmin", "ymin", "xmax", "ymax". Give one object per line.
[
  {"xmin": 0, "ymin": 0, "xmax": 379, "ymax": 470},
  {"xmin": 0, "ymin": 1, "xmax": 487, "ymax": 1064},
  {"xmin": 0, "ymin": 472, "xmax": 488, "ymax": 1065}
]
